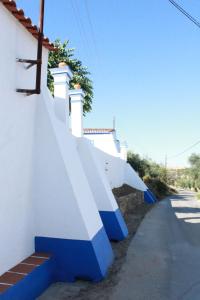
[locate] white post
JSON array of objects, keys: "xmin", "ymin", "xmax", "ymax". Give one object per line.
[
  {"xmin": 120, "ymin": 141, "xmax": 128, "ymax": 161},
  {"xmin": 50, "ymin": 63, "xmax": 73, "ymax": 128},
  {"xmin": 69, "ymin": 85, "xmax": 85, "ymax": 137}
]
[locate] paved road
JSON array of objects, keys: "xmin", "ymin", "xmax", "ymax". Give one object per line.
[{"xmin": 109, "ymin": 191, "xmax": 200, "ymax": 300}]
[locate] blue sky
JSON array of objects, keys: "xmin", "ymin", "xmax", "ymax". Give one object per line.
[{"xmin": 17, "ymin": 0, "xmax": 200, "ymax": 168}]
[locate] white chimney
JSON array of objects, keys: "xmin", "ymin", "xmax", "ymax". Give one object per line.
[
  {"xmin": 50, "ymin": 63, "xmax": 72, "ymax": 128},
  {"xmin": 69, "ymin": 85, "xmax": 85, "ymax": 137}
]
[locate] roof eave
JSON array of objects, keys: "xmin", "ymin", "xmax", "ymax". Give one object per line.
[{"xmin": 1, "ymin": 0, "xmax": 57, "ymax": 51}]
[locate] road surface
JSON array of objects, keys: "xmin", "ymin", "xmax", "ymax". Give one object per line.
[{"xmin": 109, "ymin": 191, "xmax": 200, "ymax": 300}]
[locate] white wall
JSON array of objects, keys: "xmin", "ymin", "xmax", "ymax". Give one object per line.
[
  {"xmin": 85, "ymin": 132, "xmax": 120, "ymax": 156},
  {"xmin": 92, "ymin": 146, "xmax": 148, "ymax": 192},
  {"xmin": 70, "ymin": 90, "xmax": 84, "ymax": 137},
  {"xmin": 77, "ymin": 137, "xmax": 118, "ymax": 211},
  {"xmin": 84, "ymin": 130, "xmax": 148, "ymax": 192},
  {"xmin": 0, "ymin": 3, "xmax": 48, "ymax": 275},
  {"xmin": 85, "ymin": 132, "xmax": 125, "ymax": 188},
  {"xmin": 33, "ymin": 88, "xmax": 102, "ymax": 240},
  {"xmin": 124, "ymin": 163, "xmax": 147, "ymax": 191},
  {"xmin": 95, "ymin": 148, "xmax": 125, "ymax": 189},
  {"xmin": 95, "ymin": 148, "xmax": 148, "ymax": 191},
  {"xmin": 84, "ymin": 132, "xmax": 128, "ymax": 189},
  {"xmin": 0, "ymin": 2, "xmax": 148, "ymax": 276}
]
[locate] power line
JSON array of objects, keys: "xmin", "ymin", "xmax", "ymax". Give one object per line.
[
  {"xmin": 83, "ymin": 0, "xmax": 100, "ymax": 61},
  {"xmin": 168, "ymin": 140, "xmax": 200, "ymax": 159},
  {"xmin": 69, "ymin": 0, "xmax": 90, "ymax": 58},
  {"xmin": 166, "ymin": 2, "xmax": 200, "ymax": 161},
  {"xmin": 168, "ymin": 0, "xmax": 200, "ymax": 29},
  {"xmin": 73, "ymin": 0, "xmax": 91, "ymax": 50}
]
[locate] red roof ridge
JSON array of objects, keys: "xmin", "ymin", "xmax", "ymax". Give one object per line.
[{"xmin": 1, "ymin": 0, "xmax": 57, "ymax": 51}]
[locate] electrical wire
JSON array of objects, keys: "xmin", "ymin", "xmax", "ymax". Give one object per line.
[
  {"xmin": 69, "ymin": 0, "xmax": 90, "ymax": 58},
  {"xmin": 168, "ymin": 140, "xmax": 200, "ymax": 159},
  {"xmin": 168, "ymin": 0, "xmax": 200, "ymax": 29},
  {"xmin": 83, "ymin": 0, "xmax": 100, "ymax": 61},
  {"xmin": 166, "ymin": 1, "xmax": 200, "ymax": 160},
  {"xmin": 74, "ymin": 0, "xmax": 91, "ymax": 51}
]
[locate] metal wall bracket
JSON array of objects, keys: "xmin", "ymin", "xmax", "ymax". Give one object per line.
[
  {"xmin": 16, "ymin": 58, "xmax": 41, "ymax": 70},
  {"xmin": 16, "ymin": 88, "xmax": 40, "ymax": 96},
  {"xmin": 16, "ymin": 0, "xmax": 45, "ymax": 96}
]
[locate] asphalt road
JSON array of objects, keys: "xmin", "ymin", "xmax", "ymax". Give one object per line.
[{"xmin": 109, "ymin": 191, "xmax": 200, "ymax": 300}]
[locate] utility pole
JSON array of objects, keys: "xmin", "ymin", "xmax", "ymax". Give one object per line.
[
  {"xmin": 113, "ymin": 116, "xmax": 116, "ymax": 130},
  {"xmin": 165, "ymin": 154, "xmax": 168, "ymax": 169},
  {"xmin": 165, "ymin": 154, "xmax": 168, "ymax": 183}
]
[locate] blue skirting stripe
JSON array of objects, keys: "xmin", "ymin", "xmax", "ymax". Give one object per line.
[
  {"xmin": 35, "ymin": 227, "xmax": 114, "ymax": 283},
  {"xmin": 0, "ymin": 259, "xmax": 54, "ymax": 300},
  {"xmin": 144, "ymin": 189, "xmax": 155, "ymax": 204},
  {"xmin": 99, "ymin": 209, "xmax": 128, "ymax": 241},
  {"xmin": 147, "ymin": 189, "xmax": 157, "ymax": 202}
]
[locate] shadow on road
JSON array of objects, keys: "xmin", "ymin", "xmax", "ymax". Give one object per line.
[
  {"xmin": 169, "ymin": 192, "xmax": 200, "ymax": 245},
  {"xmin": 168, "ymin": 191, "xmax": 200, "ymax": 300}
]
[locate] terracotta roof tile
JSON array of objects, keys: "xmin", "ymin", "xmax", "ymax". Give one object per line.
[
  {"xmin": 84, "ymin": 128, "xmax": 115, "ymax": 134},
  {"xmin": 0, "ymin": 272, "xmax": 25, "ymax": 285},
  {"xmin": 21, "ymin": 256, "xmax": 48, "ymax": 265},
  {"xmin": 0, "ymin": 284, "xmax": 11, "ymax": 293},
  {"xmin": 9, "ymin": 263, "xmax": 36, "ymax": 274},
  {"xmin": 31, "ymin": 252, "xmax": 51, "ymax": 259},
  {"xmin": 1, "ymin": 0, "xmax": 56, "ymax": 51},
  {"xmin": 0, "ymin": 252, "xmax": 52, "ymax": 295}
]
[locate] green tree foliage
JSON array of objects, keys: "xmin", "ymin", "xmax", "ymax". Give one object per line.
[
  {"xmin": 174, "ymin": 168, "xmax": 190, "ymax": 189},
  {"xmin": 175, "ymin": 153, "xmax": 200, "ymax": 191},
  {"xmin": 188, "ymin": 153, "xmax": 200, "ymax": 191},
  {"xmin": 127, "ymin": 151, "xmax": 174, "ymax": 199},
  {"xmin": 48, "ymin": 39, "xmax": 93, "ymax": 114},
  {"xmin": 127, "ymin": 152, "xmax": 149, "ymax": 178},
  {"xmin": 127, "ymin": 151, "xmax": 167, "ymax": 182}
]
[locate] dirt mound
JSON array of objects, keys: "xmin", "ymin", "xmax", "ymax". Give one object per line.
[{"xmin": 112, "ymin": 184, "xmax": 138, "ymax": 198}]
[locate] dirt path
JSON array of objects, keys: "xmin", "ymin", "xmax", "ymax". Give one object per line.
[{"xmin": 38, "ymin": 186, "xmax": 152, "ymax": 300}]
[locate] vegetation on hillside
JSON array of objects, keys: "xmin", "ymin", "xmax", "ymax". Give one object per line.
[
  {"xmin": 128, "ymin": 151, "xmax": 176, "ymax": 200},
  {"xmin": 48, "ymin": 39, "xmax": 93, "ymax": 114},
  {"xmin": 175, "ymin": 153, "xmax": 200, "ymax": 192}
]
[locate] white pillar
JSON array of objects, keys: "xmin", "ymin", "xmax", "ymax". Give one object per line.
[
  {"xmin": 69, "ymin": 88, "xmax": 85, "ymax": 137},
  {"xmin": 120, "ymin": 141, "xmax": 128, "ymax": 161},
  {"xmin": 50, "ymin": 63, "xmax": 73, "ymax": 128}
]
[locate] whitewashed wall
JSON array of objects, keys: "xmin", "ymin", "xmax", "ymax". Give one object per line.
[
  {"xmin": 84, "ymin": 130, "xmax": 147, "ymax": 192},
  {"xmin": 0, "ymin": 1, "xmax": 148, "ymax": 277},
  {"xmin": 93, "ymin": 147, "xmax": 148, "ymax": 192},
  {"xmin": 85, "ymin": 132, "xmax": 120, "ymax": 156},
  {"xmin": 95, "ymin": 148, "xmax": 125, "ymax": 188},
  {"xmin": 77, "ymin": 137, "xmax": 118, "ymax": 211},
  {"xmin": 124, "ymin": 163, "xmax": 147, "ymax": 191},
  {"xmin": 0, "ymin": 3, "xmax": 48, "ymax": 275},
  {"xmin": 84, "ymin": 132, "xmax": 128, "ymax": 188},
  {"xmin": 33, "ymin": 88, "xmax": 102, "ymax": 240}
]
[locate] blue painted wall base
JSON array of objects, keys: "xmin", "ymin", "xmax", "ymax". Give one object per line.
[
  {"xmin": 0, "ymin": 259, "xmax": 54, "ymax": 300},
  {"xmin": 99, "ymin": 209, "xmax": 128, "ymax": 241},
  {"xmin": 147, "ymin": 189, "xmax": 157, "ymax": 202},
  {"xmin": 144, "ymin": 189, "xmax": 156, "ymax": 203},
  {"xmin": 35, "ymin": 227, "xmax": 114, "ymax": 283}
]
